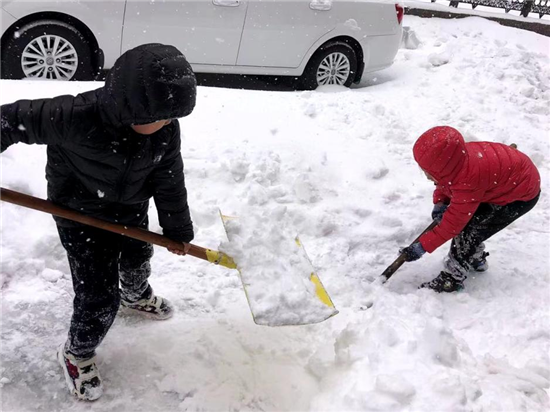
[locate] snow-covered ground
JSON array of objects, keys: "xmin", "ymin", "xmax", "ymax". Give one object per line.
[{"xmin": 1, "ymin": 17, "xmax": 549, "ymax": 412}]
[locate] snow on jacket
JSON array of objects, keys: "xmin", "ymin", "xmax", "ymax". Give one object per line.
[
  {"xmin": 414, "ymin": 126, "xmax": 541, "ymax": 253},
  {"xmin": 0, "ymin": 43, "xmax": 197, "ymax": 243}
]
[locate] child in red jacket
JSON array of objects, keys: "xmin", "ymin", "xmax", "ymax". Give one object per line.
[{"xmin": 400, "ymin": 126, "xmax": 541, "ymax": 292}]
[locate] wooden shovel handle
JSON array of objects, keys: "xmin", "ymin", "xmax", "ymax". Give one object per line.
[
  {"xmin": 0, "ymin": 187, "xmax": 221, "ymax": 265},
  {"xmin": 380, "ymin": 220, "xmax": 439, "ymax": 281}
]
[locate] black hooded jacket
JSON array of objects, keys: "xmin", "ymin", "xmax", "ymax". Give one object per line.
[{"xmin": 1, "ymin": 44, "xmax": 197, "ymax": 243}]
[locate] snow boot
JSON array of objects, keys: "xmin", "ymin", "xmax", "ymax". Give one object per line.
[
  {"xmin": 471, "ymin": 251, "xmax": 490, "ymax": 272},
  {"xmin": 419, "ymin": 271, "xmax": 464, "ymax": 293},
  {"xmin": 120, "ymin": 293, "xmax": 174, "ymax": 320},
  {"xmin": 57, "ymin": 344, "xmax": 103, "ymax": 401}
]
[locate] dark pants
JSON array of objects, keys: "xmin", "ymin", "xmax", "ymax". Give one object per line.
[
  {"xmin": 448, "ymin": 192, "xmax": 540, "ymax": 278},
  {"xmin": 57, "ymin": 225, "xmax": 154, "ymax": 359}
]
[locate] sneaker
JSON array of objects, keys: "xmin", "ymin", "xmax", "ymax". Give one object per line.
[
  {"xmin": 57, "ymin": 344, "xmax": 103, "ymax": 401},
  {"xmin": 419, "ymin": 271, "xmax": 464, "ymax": 293},
  {"xmin": 120, "ymin": 294, "xmax": 174, "ymax": 320}
]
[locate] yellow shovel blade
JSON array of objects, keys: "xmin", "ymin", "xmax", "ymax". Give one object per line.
[
  {"xmin": 294, "ymin": 237, "xmax": 336, "ymax": 310},
  {"xmin": 205, "ymin": 249, "xmax": 237, "ymax": 269}
]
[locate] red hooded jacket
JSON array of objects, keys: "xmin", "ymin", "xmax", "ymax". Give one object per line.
[{"xmin": 414, "ymin": 126, "xmax": 541, "ymax": 253}]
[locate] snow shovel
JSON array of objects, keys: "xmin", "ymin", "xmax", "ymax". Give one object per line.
[
  {"xmin": 1, "ymin": 187, "xmax": 337, "ymax": 326},
  {"xmin": 380, "ymin": 220, "xmax": 438, "ymax": 282}
]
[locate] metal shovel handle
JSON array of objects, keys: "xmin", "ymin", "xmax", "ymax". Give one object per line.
[
  {"xmin": 0, "ymin": 187, "xmax": 236, "ymax": 269},
  {"xmin": 380, "ymin": 220, "xmax": 438, "ymax": 282}
]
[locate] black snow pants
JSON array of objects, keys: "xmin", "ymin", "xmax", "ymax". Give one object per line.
[
  {"xmin": 57, "ymin": 224, "xmax": 154, "ymax": 359},
  {"xmin": 448, "ymin": 192, "xmax": 540, "ymax": 278}
]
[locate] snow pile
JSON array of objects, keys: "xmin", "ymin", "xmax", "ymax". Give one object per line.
[
  {"xmin": 1, "ymin": 17, "xmax": 549, "ymax": 412},
  {"xmin": 220, "ymin": 208, "xmax": 337, "ymax": 326},
  {"xmin": 402, "ymin": 26, "xmax": 422, "ymax": 49}
]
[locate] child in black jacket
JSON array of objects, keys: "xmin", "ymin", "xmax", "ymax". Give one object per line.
[{"xmin": 1, "ymin": 43, "xmax": 196, "ymax": 400}]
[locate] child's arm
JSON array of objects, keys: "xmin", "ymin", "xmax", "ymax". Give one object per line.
[
  {"xmin": 433, "ymin": 186, "xmax": 450, "ymax": 204},
  {"xmin": 1, "ymin": 96, "xmax": 74, "ymax": 152},
  {"xmin": 151, "ymin": 121, "xmax": 194, "ymax": 244}
]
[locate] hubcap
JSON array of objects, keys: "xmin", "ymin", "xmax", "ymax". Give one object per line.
[
  {"xmin": 317, "ymin": 52, "xmax": 351, "ymax": 86},
  {"xmin": 21, "ymin": 35, "xmax": 78, "ymax": 80}
]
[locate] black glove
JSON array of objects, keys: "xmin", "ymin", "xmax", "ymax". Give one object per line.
[
  {"xmin": 400, "ymin": 242, "xmax": 426, "ymax": 262},
  {"xmin": 431, "ymin": 202, "xmax": 448, "ymax": 223}
]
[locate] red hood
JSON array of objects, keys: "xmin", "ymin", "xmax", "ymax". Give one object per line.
[{"xmin": 413, "ymin": 126, "xmax": 468, "ymax": 183}]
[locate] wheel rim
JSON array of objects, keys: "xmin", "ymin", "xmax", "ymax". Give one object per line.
[
  {"xmin": 316, "ymin": 52, "xmax": 351, "ymax": 86},
  {"xmin": 21, "ymin": 35, "xmax": 78, "ymax": 80}
]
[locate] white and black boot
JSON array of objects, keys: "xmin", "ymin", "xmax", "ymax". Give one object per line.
[
  {"xmin": 470, "ymin": 243, "xmax": 490, "ymax": 272},
  {"xmin": 420, "ymin": 271, "xmax": 464, "ymax": 293},
  {"xmin": 57, "ymin": 344, "xmax": 103, "ymax": 401},
  {"xmin": 418, "ymin": 253, "xmax": 468, "ymax": 292},
  {"xmin": 120, "ymin": 292, "xmax": 174, "ymax": 320}
]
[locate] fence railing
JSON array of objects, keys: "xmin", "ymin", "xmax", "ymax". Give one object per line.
[{"xmin": 432, "ymin": 0, "xmax": 550, "ymax": 17}]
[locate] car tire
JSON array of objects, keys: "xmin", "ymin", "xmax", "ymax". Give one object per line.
[
  {"xmin": 1, "ymin": 20, "xmax": 95, "ymax": 80},
  {"xmin": 299, "ymin": 42, "xmax": 358, "ymax": 90}
]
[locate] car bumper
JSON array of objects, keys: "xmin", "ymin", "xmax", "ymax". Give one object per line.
[{"xmin": 357, "ymin": 27, "xmax": 402, "ymax": 80}]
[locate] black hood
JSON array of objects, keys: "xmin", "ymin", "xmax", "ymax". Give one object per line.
[{"xmin": 99, "ymin": 43, "xmax": 196, "ymax": 127}]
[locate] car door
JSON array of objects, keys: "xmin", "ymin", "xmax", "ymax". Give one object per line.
[
  {"xmin": 121, "ymin": 0, "xmax": 248, "ymax": 66},
  {"xmin": 236, "ymin": 0, "xmax": 335, "ymax": 68}
]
